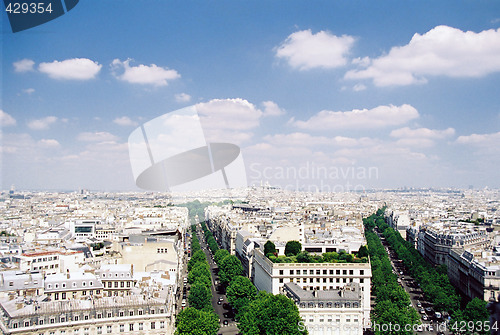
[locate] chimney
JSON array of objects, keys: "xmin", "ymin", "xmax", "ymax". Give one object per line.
[{"xmin": 67, "ymin": 269, "xmax": 70, "ymax": 279}]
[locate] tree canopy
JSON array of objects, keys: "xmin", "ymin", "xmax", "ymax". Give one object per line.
[
  {"xmin": 238, "ymin": 292, "xmax": 307, "ymax": 335},
  {"xmin": 175, "ymin": 307, "xmax": 219, "ymax": 335},
  {"xmin": 226, "ymin": 276, "xmax": 257, "ymax": 315},
  {"xmin": 264, "ymin": 240, "xmax": 276, "ymax": 256},
  {"xmin": 218, "ymin": 254, "xmax": 243, "ymax": 286},
  {"xmin": 284, "ymin": 240, "xmax": 302, "ymax": 256}
]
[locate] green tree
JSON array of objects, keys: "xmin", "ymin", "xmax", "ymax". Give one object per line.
[
  {"xmin": 357, "ymin": 245, "xmax": 369, "ymax": 258},
  {"xmin": 284, "ymin": 240, "xmax": 302, "ymax": 256},
  {"xmin": 226, "ymin": 276, "xmax": 257, "ymax": 314},
  {"xmin": 296, "ymin": 251, "xmax": 312, "ymax": 263},
  {"xmin": 214, "ymin": 249, "xmax": 230, "ymax": 265},
  {"xmin": 264, "ymin": 240, "xmax": 277, "ymax": 256},
  {"xmin": 188, "ymin": 250, "xmax": 207, "ymax": 271},
  {"xmin": 188, "ymin": 281, "xmax": 212, "ymax": 310},
  {"xmin": 239, "ymin": 291, "xmax": 307, "ymax": 335},
  {"xmin": 188, "ymin": 262, "xmax": 211, "ymax": 285},
  {"xmin": 175, "ymin": 307, "xmax": 219, "ymax": 335},
  {"xmin": 219, "ymin": 254, "xmax": 243, "ymax": 286}
]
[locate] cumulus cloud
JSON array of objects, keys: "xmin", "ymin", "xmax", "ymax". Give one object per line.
[
  {"xmin": 77, "ymin": 132, "xmax": 119, "ymax": 142},
  {"xmin": 38, "ymin": 139, "xmax": 60, "ymax": 148},
  {"xmin": 38, "ymin": 58, "xmax": 102, "ymax": 80},
  {"xmin": 196, "ymin": 98, "xmax": 263, "ymax": 144},
  {"xmin": 113, "ymin": 116, "xmax": 137, "ymax": 127},
  {"xmin": 345, "ymin": 26, "xmax": 500, "ymax": 86},
  {"xmin": 263, "ymin": 132, "xmax": 372, "ymax": 147},
  {"xmin": 456, "ymin": 131, "xmax": 500, "ymax": 145},
  {"xmin": 291, "ymin": 104, "xmax": 419, "ymax": 130},
  {"xmin": 111, "ymin": 59, "xmax": 180, "ymax": 86},
  {"xmin": 175, "ymin": 93, "xmax": 192, "ymax": 103},
  {"xmin": 13, "ymin": 59, "xmax": 35, "ymax": 72},
  {"xmin": 27, "ymin": 116, "xmax": 57, "ymax": 130},
  {"xmin": 390, "ymin": 127, "xmax": 455, "ymax": 147},
  {"xmin": 262, "ymin": 101, "xmax": 286, "ymax": 116},
  {"xmin": 0, "ymin": 110, "xmax": 16, "ymax": 127},
  {"xmin": 275, "ymin": 29, "xmax": 355, "ymax": 70}
]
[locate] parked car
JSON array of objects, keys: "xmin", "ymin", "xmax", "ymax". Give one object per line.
[{"xmin": 181, "ymin": 299, "xmax": 186, "ymax": 307}]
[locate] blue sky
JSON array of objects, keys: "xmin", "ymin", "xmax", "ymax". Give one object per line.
[{"xmin": 1, "ymin": 0, "xmax": 500, "ymax": 191}]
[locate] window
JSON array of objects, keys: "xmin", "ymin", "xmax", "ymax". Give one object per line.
[
  {"xmin": 150, "ymin": 309, "xmax": 155, "ymax": 314},
  {"xmin": 82, "ymin": 290, "xmax": 86, "ymax": 296},
  {"xmin": 126, "ymin": 282, "xmax": 131, "ymax": 288},
  {"xmin": 97, "ymin": 313, "xmax": 102, "ymax": 319},
  {"xmin": 39, "ymin": 319, "xmax": 44, "ymax": 325},
  {"xmin": 74, "ymin": 316, "xmax": 79, "ymax": 321},
  {"xmin": 296, "ymin": 270, "xmax": 301, "ymax": 275},
  {"xmin": 119, "ymin": 311, "xmax": 124, "ymax": 317},
  {"xmin": 290, "ymin": 270, "xmax": 294, "ymax": 275},
  {"xmin": 119, "ymin": 324, "xmax": 124, "ymax": 332},
  {"xmin": 151, "ymin": 322, "xmax": 155, "ymax": 329},
  {"xmin": 129, "ymin": 324, "xmax": 134, "ymax": 331},
  {"xmin": 139, "ymin": 323, "xmax": 143, "ymax": 330},
  {"xmin": 343, "ymin": 270, "xmax": 347, "ymax": 275},
  {"xmin": 50, "ymin": 318, "xmax": 55, "ymax": 324},
  {"xmin": 129, "ymin": 311, "xmax": 134, "ymax": 316},
  {"xmin": 60, "ymin": 317, "xmax": 65, "ymax": 322},
  {"xmin": 336, "ymin": 270, "xmax": 340, "ymax": 275},
  {"xmin": 107, "ymin": 325, "xmax": 112, "ymax": 333},
  {"xmin": 309, "ymin": 270, "xmax": 314, "ymax": 275},
  {"xmin": 84, "ymin": 315, "xmax": 89, "ymax": 320},
  {"xmin": 329, "ymin": 270, "xmax": 334, "ymax": 275},
  {"xmin": 62, "ymin": 283, "xmax": 66, "ymax": 288},
  {"xmin": 25, "ymin": 321, "xmax": 30, "ymax": 327},
  {"xmin": 360, "ymin": 278, "xmax": 364, "ymax": 283},
  {"xmin": 323, "ymin": 270, "xmax": 327, "ymax": 275},
  {"xmin": 138, "ymin": 310, "xmax": 143, "ymax": 315},
  {"xmin": 97, "ymin": 326, "xmax": 102, "ymax": 334},
  {"xmin": 316, "ymin": 270, "xmax": 320, "ymax": 275},
  {"xmin": 279, "ymin": 270, "xmax": 284, "ymax": 275},
  {"xmin": 349, "ymin": 270, "xmax": 353, "ymax": 275},
  {"xmin": 160, "ymin": 321, "xmax": 165, "ymax": 328},
  {"xmin": 279, "ymin": 278, "xmax": 283, "ymax": 283},
  {"xmin": 84, "ymin": 328, "xmax": 89, "ymax": 335},
  {"xmin": 120, "ymin": 282, "xmax": 124, "ymax": 288},
  {"xmin": 360, "ymin": 270, "xmax": 364, "ymax": 275},
  {"xmin": 62, "ymin": 292, "xmax": 66, "ymax": 299},
  {"xmin": 82, "ymin": 282, "xmax": 86, "ymax": 287},
  {"xmin": 107, "ymin": 312, "xmax": 112, "ymax": 318}
]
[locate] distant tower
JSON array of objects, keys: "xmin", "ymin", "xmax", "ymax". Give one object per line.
[{"xmin": 9, "ymin": 185, "xmax": 15, "ymax": 195}]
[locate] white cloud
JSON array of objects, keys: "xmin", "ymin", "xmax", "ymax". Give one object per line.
[
  {"xmin": 27, "ymin": 116, "xmax": 57, "ymax": 130},
  {"xmin": 111, "ymin": 59, "xmax": 180, "ymax": 86},
  {"xmin": 390, "ymin": 127, "xmax": 455, "ymax": 138},
  {"xmin": 275, "ymin": 29, "xmax": 355, "ymax": 70},
  {"xmin": 0, "ymin": 110, "xmax": 16, "ymax": 127},
  {"xmin": 346, "ymin": 26, "xmax": 500, "ymax": 86},
  {"xmin": 113, "ymin": 116, "xmax": 137, "ymax": 127},
  {"xmin": 38, "ymin": 139, "xmax": 60, "ymax": 148},
  {"xmin": 291, "ymin": 104, "xmax": 419, "ymax": 130},
  {"xmin": 263, "ymin": 132, "xmax": 372, "ymax": 147},
  {"xmin": 456, "ymin": 131, "xmax": 500, "ymax": 145},
  {"xmin": 196, "ymin": 98, "xmax": 262, "ymax": 144},
  {"xmin": 262, "ymin": 101, "xmax": 286, "ymax": 116},
  {"xmin": 23, "ymin": 88, "xmax": 35, "ymax": 94},
  {"xmin": 13, "ymin": 59, "xmax": 35, "ymax": 72},
  {"xmin": 353, "ymin": 84, "xmax": 366, "ymax": 92},
  {"xmin": 77, "ymin": 132, "xmax": 119, "ymax": 142},
  {"xmin": 175, "ymin": 93, "xmax": 192, "ymax": 103},
  {"xmin": 39, "ymin": 58, "xmax": 102, "ymax": 80}
]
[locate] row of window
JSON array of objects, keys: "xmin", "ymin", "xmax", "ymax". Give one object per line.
[
  {"xmin": 101, "ymin": 272, "xmax": 131, "ymax": 278},
  {"xmin": 34, "ymin": 264, "xmax": 58, "ymax": 270},
  {"xmin": 299, "ymin": 301, "xmax": 360, "ymax": 308},
  {"xmin": 47, "ymin": 281, "xmax": 95, "ymax": 290},
  {"xmin": 279, "ymin": 269, "xmax": 365, "ymax": 276},
  {"xmin": 304, "ymin": 314, "xmax": 360, "ymax": 324},
  {"xmin": 31, "ymin": 256, "xmax": 59, "ymax": 263},
  {"xmin": 279, "ymin": 277, "xmax": 364, "ymax": 284},
  {"xmin": 28, "ymin": 321, "xmax": 166, "ymax": 334},
  {"xmin": 13, "ymin": 309, "xmax": 167, "ymax": 328}
]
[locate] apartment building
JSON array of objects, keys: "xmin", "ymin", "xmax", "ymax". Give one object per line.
[
  {"xmin": 16, "ymin": 250, "xmax": 84, "ymax": 275},
  {"xmin": 284, "ymin": 282, "xmax": 363, "ymax": 335},
  {"xmin": 252, "ymin": 248, "xmax": 371, "ymax": 322},
  {"xmin": 0, "ymin": 295, "xmax": 173, "ymax": 335}
]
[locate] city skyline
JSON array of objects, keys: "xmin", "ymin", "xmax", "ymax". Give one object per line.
[{"xmin": 2, "ymin": 1, "xmax": 500, "ymax": 191}]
